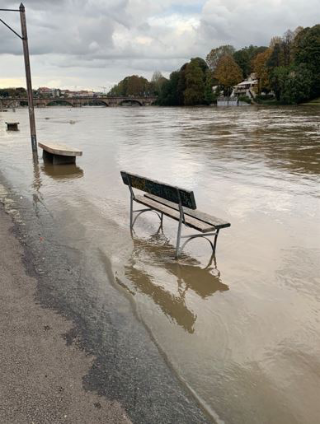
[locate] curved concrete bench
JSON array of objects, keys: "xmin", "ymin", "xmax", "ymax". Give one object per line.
[{"xmin": 38, "ymin": 142, "xmax": 82, "ymax": 165}]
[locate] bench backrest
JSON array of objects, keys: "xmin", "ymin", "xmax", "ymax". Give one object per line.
[{"xmin": 121, "ymin": 171, "xmax": 197, "ymax": 210}]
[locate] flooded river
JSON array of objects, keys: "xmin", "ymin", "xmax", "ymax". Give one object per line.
[{"xmin": 1, "ymin": 105, "xmax": 320, "ymax": 423}]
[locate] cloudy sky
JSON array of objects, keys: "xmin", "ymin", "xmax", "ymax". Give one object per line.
[{"xmin": 0, "ymin": 0, "xmax": 319, "ymax": 91}]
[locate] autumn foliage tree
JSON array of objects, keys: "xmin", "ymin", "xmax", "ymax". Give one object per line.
[
  {"xmin": 214, "ymin": 55, "xmax": 243, "ymax": 96},
  {"xmin": 253, "ymin": 48, "xmax": 272, "ymax": 93},
  {"xmin": 206, "ymin": 45, "xmax": 235, "ymax": 72},
  {"xmin": 233, "ymin": 45, "xmax": 267, "ymax": 78}
]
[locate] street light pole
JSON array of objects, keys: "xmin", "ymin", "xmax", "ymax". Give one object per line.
[
  {"xmin": 19, "ymin": 3, "xmax": 38, "ymax": 160},
  {"xmin": 0, "ymin": 3, "xmax": 38, "ymax": 161}
]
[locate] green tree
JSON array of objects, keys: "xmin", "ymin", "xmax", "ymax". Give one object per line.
[
  {"xmin": 108, "ymin": 75, "xmax": 151, "ymax": 97},
  {"xmin": 233, "ymin": 45, "xmax": 267, "ymax": 78},
  {"xmin": 126, "ymin": 76, "xmax": 149, "ymax": 96},
  {"xmin": 157, "ymin": 71, "xmax": 180, "ymax": 106},
  {"xmin": 176, "ymin": 63, "xmax": 188, "ymax": 105},
  {"xmin": 294, "ymin": 24, "xmax": 320, "ymax": 98},
  {"xmin": 233, "ymin": 49, "xmax": 251, "ymax": 78},
  {"xmin": 204, "ymin": 70, "xmax": 216, "ymax": 104},
  {"xmin": 270, "ymin": 64, "xmax": 313, "ymax": 103},
  {"xmin": 269, "ymin": 66, "xmax": 288, "ymax": 101},
  {"xmin": 0, "ymin": 87, "xmax": 27, "ymax": 98},
  {"xmin": 157, "ymin": 57, "xmax": 209, "ymax": 106},
  {"xmin": 150, "ymin": 71, "xmax": 167, "ymax": 95},
  {"xmin": 183, "ymin": 59, "xmax": 206, "ymax": 105},
  {"xmin": 267, "ymin": 43, "xmax": 282, "ymax": 68},
  {"xmin": 281, "ymin": 64, "xmax": 313, "ymax": 104},
  {"xmin": 265, "ymin": 29, "xmax": 296, "ymax": 74},
  {"xmin": 282, "ymin": 29, "xmax": 295, "ymax": 66}
]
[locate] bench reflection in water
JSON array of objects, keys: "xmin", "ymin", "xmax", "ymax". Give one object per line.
[
  {"xmin": 122, "ymin": 232, "xmax": 229, "ymax": 334},
  {"xmin": 41, "ymin": 162, "xmax": 84, "ymax": 180}
]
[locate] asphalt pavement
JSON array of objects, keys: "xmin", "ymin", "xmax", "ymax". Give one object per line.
[{"xmin": 0, "ymin": 203, "xmax": 132, "ymax": 424}]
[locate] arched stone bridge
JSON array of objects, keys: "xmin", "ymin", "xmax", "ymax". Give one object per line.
[{"xmin": 0, "ymin": 96, "xmax": 157, "ymax": 108}]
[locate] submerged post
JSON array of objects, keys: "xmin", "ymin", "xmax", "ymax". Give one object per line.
[{"xmin": 19, "ymin": 3, "xmax": 38, "ymax": 161}]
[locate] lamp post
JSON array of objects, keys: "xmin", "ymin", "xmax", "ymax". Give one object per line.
[{"xmin": 0, "ymin": 3, "xmax": 38, "ymax": 161}]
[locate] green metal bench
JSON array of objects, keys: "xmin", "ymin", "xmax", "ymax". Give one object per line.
[{"xmin": 121, "ymin": 171, "xmax": 231, "ymax": 258}]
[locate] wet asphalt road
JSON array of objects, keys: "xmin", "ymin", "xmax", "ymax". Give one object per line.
[{"xmin": 0, "ymin": 201, "xmax": 132, "ymax": 424}]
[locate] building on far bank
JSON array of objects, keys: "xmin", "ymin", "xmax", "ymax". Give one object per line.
[
  {"xmin": 37, "ymin": 87, "xmax": 61, "ymax": 98},
  {"xmin": 60, "ymin": 90, "xmax": 98, "ymax": 98},
  {"xmin": 231, "ymin": 73, "xmax": 258, "ymax": 99}
]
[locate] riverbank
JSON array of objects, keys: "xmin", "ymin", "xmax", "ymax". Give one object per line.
[{"xmin": 301, "ymin": 97, "xmax": 320, "ymax": 106}]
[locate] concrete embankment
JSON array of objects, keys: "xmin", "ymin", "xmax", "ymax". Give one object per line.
[{"xmin": 0, "ymin": 177, "xmax": 212, "ymax": 424}]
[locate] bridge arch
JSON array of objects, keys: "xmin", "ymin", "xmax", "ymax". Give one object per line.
[
  {"xmin": 81, "ymin": 99, "xmax": 109, "ymax": 107},
  {"xmin": 119, "ymin": 99, "xmax": 142, "ymax": 107},
  {"xmin": 46, "ymin": 100, "xmax": 74, "ymax": 107}
]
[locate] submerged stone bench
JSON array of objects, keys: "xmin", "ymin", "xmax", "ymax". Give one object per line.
[
  {"xmin": 38, "ymin": 142, "xmax": 83, "ymax": 165},
  {"xmin": 6, "ymin": 122, "xmax": 19, "ymax": 131},
  {"xmin": 121, "ymin": 171, "xmax": 231, "ymax": 258}
]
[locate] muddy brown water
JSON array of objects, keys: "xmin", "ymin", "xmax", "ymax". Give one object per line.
[{"xmin": 1, "ymin": 106, "xmax": 320, "ymax": 424}]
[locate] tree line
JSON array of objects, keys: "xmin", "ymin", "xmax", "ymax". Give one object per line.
[
  {"xmin": 0, "ymin": 87, "xmax": 27, "ymax": 98},
  {"xmin": 108, "ymin": 24, "xmax": 320, "ymax": 105}
]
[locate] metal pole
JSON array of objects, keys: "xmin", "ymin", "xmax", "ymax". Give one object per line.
[{"xmin": 19, "ymin": 3, "xmax": 38, "ymax": 160}]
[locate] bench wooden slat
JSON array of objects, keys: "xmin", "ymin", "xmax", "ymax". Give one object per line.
[
  {"xmin": 144, "ymin": 193, "xmax": 231, "ymax": 230},
  {"xmin": 38, "ymin": 142, "xmax": 83, "ymax": 157},
  {"xmin": 135, "ymin": 195, "xmax": 215, "ymax": 233},
  {"xmin": 121, "ymin": 171, "xmax": 197, "ymax": 210}
]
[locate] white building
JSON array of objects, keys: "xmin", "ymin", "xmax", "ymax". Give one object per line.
[{"xmin": 231, "ymin": 73, "xmax": 258, "ymax": 99}]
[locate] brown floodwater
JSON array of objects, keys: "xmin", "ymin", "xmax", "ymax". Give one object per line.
[{"xmin": 1, "ymin": 105, "xmax": 320, "ymax": 423}]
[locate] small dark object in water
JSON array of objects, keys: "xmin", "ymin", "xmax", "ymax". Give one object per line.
[{"xmin": 6, "ymin": 122, "xmax": 19, "ymax": 131}]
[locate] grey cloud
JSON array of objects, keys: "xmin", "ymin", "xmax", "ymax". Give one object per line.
[
  {"xmin": 1, "ymin": 0, "xmax": 320, "ymax": 89},
  {"xmin": 199, "ymin": 0, "xmax": 320, "ymax": 48}
]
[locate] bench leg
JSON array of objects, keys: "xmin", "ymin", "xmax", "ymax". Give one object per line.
[
  {"xmin": 52, "ymin": 155, "xmax": 76, "ymax": 165},
  {"xmin": 43, "ymin": 149, "xmax": 53, "ymax": 163},
  {"xmin": 175, "ymin": 218, "xmax": 183, "ymax": 259},
  {"xmin": 212, "ymin": 229, "xmax": 220, "ymax": 254},
  {"xmin": 130, "ymin": 192, "xmax": 134, "ymax": 229},
  {"xmin": 160, "ymin": 213, "xmax": 164, "ymax": 229},
  {"xmin": 178, "ymin": 230, "xmax": 220, "ymax": 258},
  {"xmin": 43, "ymin": 150, "xmax": 75, "ymax": 165}
]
